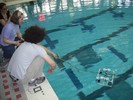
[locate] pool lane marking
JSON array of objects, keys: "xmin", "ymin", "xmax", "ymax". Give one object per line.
[
  {"xmin": 43, "ymin": 5, "xmax": 118, "ymax": 50},
  {"xmin": 61, "ymin": 22, "xmax": 133, "ymax": 61},
  {"xmin": 107, "ymin": 45, "xmax": 128, "ymax": 62},
  {"xmin": 46, "ymin": 5, "xmax": 118, "ymax": 34},
  {"xmin": 66, "ymin": 68, "xmax": 83, "ymax": 90}
]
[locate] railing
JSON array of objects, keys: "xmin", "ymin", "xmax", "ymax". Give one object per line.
[{"xmin": 2, "ymin": 0, "xmax": 35, "ymax": 6}]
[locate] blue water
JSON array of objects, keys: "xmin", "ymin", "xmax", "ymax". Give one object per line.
[{"xmin": 8, "ymin": 0, "xmax": 133, "ymax": 100}]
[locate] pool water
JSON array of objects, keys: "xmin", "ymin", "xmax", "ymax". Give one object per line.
[{"xmin": 8, "ymin": 0, "xmax": 133, "ymax": 100}]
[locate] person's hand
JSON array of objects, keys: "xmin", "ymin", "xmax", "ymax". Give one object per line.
[
  {"xmin": 15, "ymin": 41, "xmax": 21, "ymax": 46},
  {"xmin": 19, "ymin": 39, "xmax": 24, "ymax": 43},
  {"xmin": 20, "ymin": 37, "xmax": 24, "ymax": 42},
  {"xmin": 52, "ymin": 53, "xmax": 58, "ymax": 59},
  {"xmin": 47, "ymin": 68, "xmax": 53, "ymax": 73},
  {"xmin": 47, "ymin": 67, "xmax": 55, "ymax": 73}
]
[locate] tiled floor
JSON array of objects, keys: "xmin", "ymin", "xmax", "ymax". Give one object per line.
[
  {"xmin": 0, "ymin": 70, "xmax": 59, "ymax": 100},
  {"xmin": 0, "ymin": 70, "xmax": 27, "ymax": 100}
]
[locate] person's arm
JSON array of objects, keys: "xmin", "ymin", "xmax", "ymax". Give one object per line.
[
  {"xmin": 16, "ymin": 29, "xmax": 24, "ymax": 41},
  {"xmin": 44, "ymin": 54, "xmax": 56, "ymax": 71},
  {"xmin": 43, "ymin": 50, "xmax": 57, "ymax": 73},
  {"xmin": 3, "ymin": 37, "xmax": 20, "ymax": 46},
  {"xmin": 40, "ymin": 45, "xmax": 58, "ymax": 59},
  {"xmin": 0, "ymin": 11, "xmax": 11, "ymax": 25},
  {"xmin": 39, "ymin": 45, "xmax": 57, "ymax": 73},
  {"xmin": 0, "ymin": 19, "xmax": 7, "ymax": 26}
]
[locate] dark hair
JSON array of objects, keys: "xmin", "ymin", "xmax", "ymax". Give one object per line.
[
  {"xmin": 10, "ymin": 10, "xmax": 23, "ymax": 24},
  {"xmin": 0, "ymin": 3, "xmax": 6, "ymax": 10},
  {"xmin": 23, "ymin": 26, "xmax": 46, "ymax": 43}
]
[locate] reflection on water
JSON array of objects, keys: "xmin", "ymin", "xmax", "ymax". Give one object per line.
[
  {"xmin": 8, "ymin": 0, "xmax": 133, "ymax": 20},
  {"xmin": 76, "ymin": 47, "xmax": 102, "ymax": 70}
]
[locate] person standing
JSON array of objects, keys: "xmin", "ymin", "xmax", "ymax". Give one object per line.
[
  {"xmin": 0, "ymin": 3, "xmax": 11, "ymax": 34},
  {"xmin": 0, "ymin": 10, "xmax": 24, "ymax": 59}
]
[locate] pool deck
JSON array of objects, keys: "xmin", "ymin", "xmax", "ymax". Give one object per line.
[{"xmin": 0, "ymin": 70, "xmax": 59, "ymax": 100}]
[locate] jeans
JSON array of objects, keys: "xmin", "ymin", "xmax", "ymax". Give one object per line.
[{"xmin": 2, "ymin": 45, "xmax": 15, "ymax": 59}]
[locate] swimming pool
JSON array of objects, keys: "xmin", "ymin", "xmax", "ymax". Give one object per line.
[{"xmin": 8, "ymin": 0, "xmax": 133, "ymax": 100}]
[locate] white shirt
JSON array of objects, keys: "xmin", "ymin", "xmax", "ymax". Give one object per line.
[{"xmin": 8, "ymin": 42, "xmax": 47, "ymax": 80}]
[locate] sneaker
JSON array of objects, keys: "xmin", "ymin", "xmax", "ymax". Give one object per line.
[
  {"xmin": 36, "ymin": 77, "xmax": 45, "ymax": 84},
  {"xmin": 0, "ymin": 58, "xmax": 9, "ymax": 72},
  {"xmin": 28, "ymin": 77, "xmax": 45, "ymax": 86},
  {"xmin": 9, "ymin": 74, "xmax": 19, "ymax": 82},
  {"xmin": 28, "ymin": 79, "xmax": 37, "ymax": 86}
]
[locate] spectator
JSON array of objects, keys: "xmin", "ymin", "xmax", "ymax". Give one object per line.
[
  {"xmin": 0, "ymin": 10, "xmax": 24, "ymax": 60},
  {"xmin": 8, "ymin": 25, "xmax": 57, "ymax": 88},
  {"xmin": 0, "ymin": 3, "xmax": 11, "ymax": 34}
]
